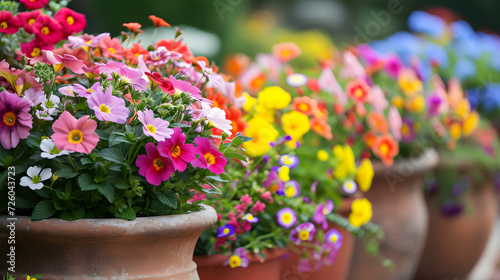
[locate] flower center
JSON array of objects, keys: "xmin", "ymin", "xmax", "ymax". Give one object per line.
[
  {"xmin": 228, "ymin": 255, "xmax": 241, "ymax": 268},
  {"xmin": 50, "ymin": 145, "xmax": 61, "ymax": 155},
  {"xmin": 134, "ymin": 53, "xmax": 140, "ymax": 58},
  {"xmin": 153, "ymin": 158, "xmax": 163, "ymax": 171},
  {"xmin": 146, "ymin": 124, "xmax": 156, "ymax": 133},
  {"xmin": 322, "ymin": 208, "xmax": 329, "ymax": 215},
  {"xmin": 31, "ymin": 47, "xmax": 41, "ymax": 57},
  {"xmin": 31, "ymin": 175, "xmax": 41, "ymax": 184},
  {"xmin": 223, "ymin": 228, "xmax": 230, "ymax": 235},
  {"xmin": 86, "ymin": 88, "xmax": 94, "ymax": 93},
  {"xmin": 45, "ymin": 100, "xmax": 55, "ymax": 109},
  {"xmin": 379, "ymin": 142, "xmax": 389, "ymax": 155},
  {"xmin": 108, "ymin": 47, "xmax": 116, "ymax": 54},
  {"xmin": 281, "ymin": 49, "xmax": 291, "ymax": 58},
  {"xmin": 3, "ymin": 112, "xmax": 16, "ymax": 126},
  {"xmin": 28, "ymin": 18, "xmax": 36, "ymax": 25},
  {"xmin": 99, "ymin": 104, "xmax": 110, "ymax": 114},
  {"xmin": 0, "ymin": 22, "xmax": 7, "ymax": 29},
  {"xmin": 285, "ymin": 186, "xmax": 295, "ymax": 197},
  {"xmin": 66, "ymin": 16, "xmax": 75, "ymax": 25},
  {"xmin": 245, "ymin": 214, "xmax": 254, "ymax": 221},
  {"xmin": 329, "ymin": 234, "xmax": 338, "ymax": 243},
  {"xmin": 282, "ymin": 212, "xmax": 292, "ymax": 224},
  {"xmin": 354, "ymin": 88, "xmax": 364, "ymax": 98},
  {"xmin": 171, "ymin": 146, "xmax": 181, "ymax": 158},
  {"xmin": 298, "ymin": 103, "xmax": 309, "ymax": 112},
  {"xmin": 298, "ymin": 230, "xmax": 310, "ymax": 241},
  {"xmin": 204, "ymin": 153, "xmax": 216, "ymax": 165},
  {"xmin": 41, "ymin": 26, "xmax": 50, "ymax": 35},
  {"xmin": 402, "ymin": 124, "xmax": 410, "ymax": 136},
  {"xmin": 68, "ymin": 129, "xmax": 83, "ymax": 144}
]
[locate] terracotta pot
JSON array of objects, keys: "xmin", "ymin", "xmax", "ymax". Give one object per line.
[
  {"xmin": 0, "ymin": 205, "xmax": 217, "ymax": 280},
  {"xmin": 280, "ymin": 197, "xmax": 355, "ymax": 280},
  {"xmin": 348, "ymin": 150, "xmax": 439, "ymax": 280},
  {"xmin": 194, "ymin": 248, "xmax": 286, "ymax": 280},
  {"xmin": 414, "ymin": 164, "xmax": 499, "ymax": 280}
]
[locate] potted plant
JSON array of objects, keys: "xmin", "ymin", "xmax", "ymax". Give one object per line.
[{"xmin": 0, "ymin": 2, "xmax": 247, "ymax": 279}]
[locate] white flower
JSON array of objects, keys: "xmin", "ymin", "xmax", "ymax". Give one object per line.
[
  {"xmin": 200, "ymin": 102, "xmax": 233, "ymax": 136},
  {"xmin": 23, "ymin": 88, "xmax": 45, "ymax": 107},
  {"xmin": 20, "ymin": 166, "xmax": 52, "ymax": 190},
  {"xmin": 36, "ymin": 95, "xmax": 60, "ymax": 120},
  {"xmin": 286, "ymin": 73, "xmax": 308, "ymax": 87},
  {"xmin": 40, "ymin": 139, "xmax": 70, "ymax": 159}
]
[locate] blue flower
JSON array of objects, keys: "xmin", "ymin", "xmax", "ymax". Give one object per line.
[
  {"xmin": 453, "ymin": 58, "xmax": 476, "ymax": 80},
  {"xmin": 450, "ymin": 20, "xmax": 476, "ymax": 42},
  {"xmin": 407, "ymin": 11, "xmax": 446, "ymax": 38},
  {"xmin": 217, "ymin": 224, "xmax": 235, "ymax": 238}
]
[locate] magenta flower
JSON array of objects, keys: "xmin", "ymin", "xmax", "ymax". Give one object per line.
[
  {"xmin": 276, "ymin": 207, "xmax": 297, "ymax": 229},
  {"xmin": 290, "ymin": 222, "xmax": 316, "ymax": 245},
  {"xmin": 313, "ymin": 199, "xmax": 334, "ymax": 231},
  {"xmin": 51, "ymin": 111, "xmax": 99, "ymax": 154},
  {"xmin": 191, "ymin": 137, "xmax": 227, "ymax": 174},
  {"xmin": 240, "ymin": 194, "xmax": 252, "ymax": 205},
  {"xmin": 137, "ymin": 109, "xmax": 173, "ymax": 141},
  {"xmin": 168, "ymin": 75, "xmax": 203, "ymax": 100},
  {"xmin": 224, "ymin": 247, "xmax": 249, "ymax": 268},
  {"xmin": 0, "ymin": 91, "xmax": 32, "ymax": 149},
  {"xmin": 251, "ymin": 200, "xmax": 266, "ymax": 215},
  {"xmin": 402, "ymin": 117, "xmax": 417, "ymax": 142},
  {"xmin": 73, "ymin": 82, "xmax": 102, "ymax": 98},
  {"xmin": 136, "ymin": 142, "xmax": 175, "ymax": 186},
  {"xmin": 87, "ymin": 86, "xmax": 129, "ymax": 124},
  {"xmin": 384, "ymin": 54, "xmax": 403, "ymax": 79},
  {"xmin": 147, "ymin": 46, "xmax": 182, "ymax": 66},
  {"xmin": 157, "ymin": 127, "xmax": 195, "ymax": 172}
]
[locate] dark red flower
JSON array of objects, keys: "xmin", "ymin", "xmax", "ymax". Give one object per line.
[
  {"xmin": 17, "ymin": 10, "xmax": 41, "ymax": 34},
  {"xmin": 54, "ymin": 8, "xmax": 86, "ymax": 38},
  {"xmin": 32, "ymin": 14, "xmax": 63, "ymax": 45},
  {"xmin": 20, "ymin": 0, "xmax": 49, "ymax": 10},
  {"xmin": 0, "ymin": 11, "xmax": 20, "ymax": 35},
  {"xmin": 145, "ymin": 72, "xmax": 175, "ymax": 94},
  {"xmin": 20, "ymin": 40, "xmax": 53, "ymax": 58}
]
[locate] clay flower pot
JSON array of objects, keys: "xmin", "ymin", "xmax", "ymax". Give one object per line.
[
  {"xmin": 194, "ymin": 248, "xmax": 286, "ymax": 280},
  {"xmin": 280, "ymin": 197, "xmax": 355, "ymax": 280},
  {"xmin": 414, "ymin": 164, "xmax": 499, "ymax": 280},
  {"xmin": 348, "ymin": 150, "xmax": 438, "ymax": 280},
  {"xmin": 0, "ymin": 205, "xmax": 217, "ymax": 279}
]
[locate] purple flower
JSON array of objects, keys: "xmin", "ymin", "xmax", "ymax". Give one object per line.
[
  {"xmin": 278, "ymin": 154, "xmax": 299, "ymax": 169},
  {"xmin": 116, "ymin": 67, "xmax": 149, "ymax": 91},
  {"xmin": 427, "ymin": 92, "xmax": 443, "ymax": 116},
  {"xmin": 278, "ymin": 180, "xmax": 300, "ymax": 198},
  {"xmin": 401, "ymin": 117, "xmax": 417, "ymax": 142},
  {"xmin": 290, "ymin": 222, "xmax": 316, "ymax": 245},
  {"xmin": 325, "ymin": 228, "xmax": 343, "ymax": 250},
  {"xmin": 298, "ymin": 258, "xmax": 313, "ymax": 273},
  {"xmin": 319, "ymin": 242, "xmax": 340, "ymax": 266},
  {"xmin": 276, "ymin": 207, "xmax": 297, "ymax": 228},
  {"xmin": 87, "ymin": 86, "xmax": 129, "ymax": 124},
  {"xmin": 224, "ymin": 247, "xmax": 249, "ymax": 268},
  {"xmin": 313, "ymin": 200, "xmax": 334, "ymax": 231},
  {"xmin": 73, "ymin": 82, "xmax": 102, "ymax": 98},
  {"xmin": 138, "ymin": 109, "xmax": 174, "ymax": 141},
  {"xmin": 0, "ymin": 91, "xmax": 32, "ymax": 149},
  {"xmin": 217, "ymin": 224, "xmax": 235, "ymax": 238},
  {"xmin": 441, "ymin": 202, "xmax": 464, "ymax": 216},
  {"xmin": 242, "ymin": 213, "xmax": 259, "ymax": 223},
  {"xmin": 384, "ymin": 54, "xmax": 403, "ymax": 78}
]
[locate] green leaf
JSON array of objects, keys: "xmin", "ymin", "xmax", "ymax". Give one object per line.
[
  {"xmin": 55, "ymin": 166, "xmax": 79, "ymax": 178},
  {"xmin": 115, "ymin": 207, "xmax": 136, "ymax": 220},
  {"xmin": 77, "ymin": 174, "xmax": 99, "ymax": 191},
  {"xmin": 97, "ymin": 183, "xmax": 115, "ymax": 203},
  {"xmin": 31, "ymin": 200, "xmax": 56, "ymax": 220},
  {"xmin": 170, "ymin": 122, "xmax": 190, "ymax": 128},
  {"xmin": 99, "ymin": 148, "xmax": 125, "ymax": 164},
  {"xmin": 223, "ymin": 149, "xmax": 247, "ymax": 161},
  {"xmin": 15, "ymin": 186, "xmax": 39, "ymax": 208},
  {"xmin": 206, "ymin": 175, "xmax": 232, "ymax": 183},
  {"xmin": 156, "ymin": 189, "xmax": 177, "ymax": 208},
  {"xmin": 115, "ymin": 181, "xmax": 130, "ymax": 190}
]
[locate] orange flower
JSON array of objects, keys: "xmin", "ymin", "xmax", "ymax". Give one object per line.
[
  {"xmin": 223, "ymin": 53, "xmax": 251, "ymax": 77},
  {"xmin": 346, "ymin": 79, "xmax": 370, "ymax": 103},
  {"xmin": 125, "ymin": 43, "xmax": 149, "ymax": 64},
  {"xmin": 123, "ymin": 22, "xmax": 142, "ymax": 33},
  {"xmin": 248, "ymin": 72, "xmax": 266, "ymax": 93},
  {"xmin": 206, "ymin": 89, "xmax": 227, "ymax": 109},
  {"xmin": 367, "ymin": 112, "xmax": 389, "ymax": 133},
  {"xmin": 311, "ymin": 117, "xmax": 333, "ymax": 140},
  {"xmin": 363, "ymin": 132, "xmax": 376, "ymax": 148},
  {"xmin": 292, "ymin": 96, "xmax": 319, "ymax": 116},
  {"xmin": 372, "ymin": 134, "xmax": 399, "ymax": 166},
  {"xmin": 149, "ymin": 15, "xmax": 171, "ymax": 28},
  {"xmin": 272, "ymin": 42, "xmax": 301, "ymax": 62}
]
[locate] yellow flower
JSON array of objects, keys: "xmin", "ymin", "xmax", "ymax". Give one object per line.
[
  {"xmin": 332, "ymin": 145, "xmax": 356, "ymax": 181},
  {"xmin": 278, "ymin": 166, "xmax": 290, "ymax": 182},
  {"xmin": 391, "ymin": 96, "xmax": 404, "ymax": 109},
  {"xmin": 254, "ymin": 103, "xmax": 275, "ymax": 123},
  {"xmin": 282, "ymin": 110, "xmax": 310, "ymax": 139},
  {"xmin": 243, "ymin": 92, "xmax": 257, "ymax": 112},
  {"xmin": 456, "ymin": 99, "xmax": 471, "ymax": 120},
  {"xmin": 27, "ymin": 277, "xmax": 37, "ymax": 280},
  {"xmin": 317, "ymin": 149, "xmax": 329, "ymax": 162},
  {"xmin": 349, "ymin": 198, "xmax": 373, "ymax": 227},
  {"xmin": 242, "ymin": 117, "xmax": 279, "ymax": 157},
  {"xmin": 356, "ymin": 159, "xmax": 374, "ymax": 192},
  {"xmin": 257, "ymin": 86, "xmax": 291, "ymax": 110},
  {"xmin": 462, "ymin": 111, "xmax": 479, "ymax": 136},
  {"xmin": 398, "ymin": 69, "xmax": 423, "ymax": 96},
  {"xmin": 405, "ymin": 95, "xmax": 425, "ymax": 113},
  {"xmin": 449, "ymin": 122, "xmax": 462, "ymax": 140}
]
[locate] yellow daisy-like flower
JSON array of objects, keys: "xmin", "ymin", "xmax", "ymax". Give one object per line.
[
  {"xmin": 257, "ymin": 86, "xmax": 291, "ymax": 110},
  {"xmin": 349, "ymin": 198, "xmax": 373, "ymax": 227},
  {"xmin": 242, "ymin": 117, "xmax": 279, "ymax": 157},
  {"xmin": 356, "ymin": 159, "xmax": 374, "ymax": 192},
  {"xmin": 243, "ymin": 92, "xmax": 257, "ymax": 112},
  {"xmin": 462, "ymin": 111, "xmax": 479, "ymax": 136},
  {"xmin": 332, "ymin": 145, "xmax": 356, "ymax": 181},
  {"xmin": 282, "ymin": 110, "xmax": 310, "ymax": 139}
]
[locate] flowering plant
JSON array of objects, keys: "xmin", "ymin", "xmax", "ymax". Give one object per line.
[{"xmin": 0, "ymin": 7, "xmax": 248, "ymax": 220}]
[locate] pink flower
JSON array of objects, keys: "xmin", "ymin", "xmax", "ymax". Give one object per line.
[
  {"xmin": 32, "ymin": 14, "xmax": 63, "ymax": 45},
  {"xmin": 0, "ymin": 91, "xmax": 32, "ymax": 149},
  {"xmin": 53, "ymin": 8, "xmax": 86, "ymax": 38},
  {"xmin": 367, "ymin": 85, "xmax": 388, "ymax": 114},
  {"xmin": 68, "ymin": 33, "xmax": 109, "ymax": 49},
  {"xmin": 251, "ymin": 200, "xmax": 266, "ymax": 215},
  {"xmin": 136, "ymin": 142, "xmax": 175, "ymax": 186},
  {"xmin": 51, "ymin": 111, "xmax": 99, "ymax": 154},
  {"xmin": 341, "ymin": 51, "xmax": 366, "ymax": 80},
  {"xmin": 20, "ymin": 40, "xmax": 53, "ymax": 58},
  {"xmin": 137, "ymin": 109, "xmax": 173, "ymax": 141},
  {"xmin": 0, "ymin": 11, "xmax": 21, "ymax": 35},
  {"xmin": 240, "ymin": 194, "xmax": 252, "ymax": 205},
  {"xmin": 73, "ymin": 82, "xmax": 102, "ymax": 98},
  {"xmin": 29, "ymin": 50, "xmax": 84, "ymax": 74},
  {"xmin": 22, "ymin": 87, "xmax": 44, "ymax": 107},
  {"xmin": 99, "ymin": 35, "xmax": 125, "ymax": 61},
  {"xmin": 191, "ymin": 137, "xmax": 227, "ymax": 174},
  {"xmin": 18, "ymin": 11, "xmax": 41, "ymax": 34},
  {"xmin": 58, "ymin": 85, "xmax": 75, "ymax": 97},
  {"xmin": 319, "ymin": 67, "xmax": 347, "ymax": 106},
  {"xmin": 199, "ymin": 102, "xmax": 232, "ymax": 136},
  {"xmin": 147, "ymin": 46, "xmax": 182, "ymax": 66},
  {"xmin": 261, "ymin": 191, "xmax": 273, "ymax": 204},
  {"xmin": 87, "ymin": 86, "xmax": 129, "ymax": 124},
  {"xmin": 234, "ymin": 203, "xmax": 247, "ymax": 214},
  {"xmin": 388, "ymin": 106, "xmax": 402, "ymax": 141},
  {"xmin": 20, "ymin": 0, "xmax": 49, "ymax": 10},
  {"xmin": 169, "ymin": 75, "xmax": 203, "ymax": 100},
  {"xmin": 157, "ymin": 127, "xmax": 195, "ymax": 172}
]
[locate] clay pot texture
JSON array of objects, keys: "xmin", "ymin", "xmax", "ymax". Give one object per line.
[
  {"xmin": 348, "ymin": 150, "xmax": 438, "ymax": 280},
  {"xmin": 194, "ymin": 248, "xmax": 286, "ymax": 280},
  {"xmin": 280, "ymin": 197, "xmax": 355, "ymax": 280},
  {"xmin": 0, "ymin": 205, "xmax": 217, "ymax": 280},
  {"xmin": 414, "ymin": 163, "xmax": 499, "ymax": 280}
]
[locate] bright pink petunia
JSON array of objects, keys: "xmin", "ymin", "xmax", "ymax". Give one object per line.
[
  {"xmin": 157, "ymin": 127, "xmax": 195, "ymax": 172},
  {"xmin": 20, "ymin": 0, "xmax": 49, "ymax": 10},
  {"xmin": 32, "ymin": 14, "xmax": 63, "ymax": 45},
  {"xmin": 51, "ymin": 111, "xmax": 99, "ymax": 154},
  {"xmin": 168, "ymin": 75, "xmax": 202, "ymax": 100},
  {"xmin": 137, "ymin": 109, "xmax": 173, "ymax": 141},
  {"xmin": 20, "ymin": 39, "xmax": 53, "ymax": 58},
  {"xmin": 136, "ymin": 142, "xmax": 175, "ymax": 186},
  {"xmin": 191, "ymin": 137, "xmax": 227, "ymax": 174},
  {"xmin": 0, "ymin": 91, "xmax": 32, "ymax": 149},
  {"xmin": 99, "ymin": 35, "xmax": 125, "ymax": 61},
  {"xmin": 0, "ymin": 11, "xmax": 21, "ymax": 35},
  {"xmin": 17, "ymin": 10, "xmax": 41, "ymax": 34},
  {"xmin": 53, "ymin": 8, "xmax": 86, "ymax": 38},
  {"xmin": 87, "ymin": 86, "xmax": 129, "ymax": 124}
]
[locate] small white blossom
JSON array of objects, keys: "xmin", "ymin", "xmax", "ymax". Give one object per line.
[
  {"xmin": 200, "ymin": 102, "xmax": 232, "ymax": 136},
  {"xmin": 40, "ymin": 139, "xmax": 70, "ymax": 159},
  {"xmin": 20, "ymin": 166, "xmax": 52, "ymax": 190}
]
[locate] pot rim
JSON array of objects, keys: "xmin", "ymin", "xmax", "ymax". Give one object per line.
[
  {"xmin": 372, "ymin": 149, "xmax": 439, "ymax": 178},
  {"xmin": 0, "ymin": 204, "xmax": 217, "ymax": 239}
]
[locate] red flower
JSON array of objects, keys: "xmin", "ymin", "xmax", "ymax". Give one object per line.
[
  {"xmin": 125, "ymin": 43, "xmax": 149, "ymax": 64},
  {"xmin": 17, "ymin": 10, "xmax": 40, "ymax": 34},
  {"xmin": 156, "ymin": 39, "xmax": 194, "ymax": 62},
  {"xmin": 372, "ymin": 134, "xmax": 399, "ymax": 166},
  {"xmin": 54, "ymin": 8, "xmax": 86, "ymax": 38},
  {"xmin": 122, "ymin": 22, "xmax": 142, "ymax": 33},
  {"xmin": 145, "ymin": 72, "xmax": 175, "ymax": 94},
  {"xmin": 0, "ymin": 11, "xmax": 20, "ymax": 35},
  {"xmin": 20, "ymin": 40, "xmax": 53, "ymax": 58},
  {"xmin": 99, "ymin": 35, "xmax": 125, "ymax": 60},
  {"xmin": 346, "ymin": 79, "xmax": 371, "ymax": 103},
  {"xmin": 20, "ymin": 0, "xmax": 49, "ymax": 10},
  {"xmin": 32, "ymin": 14, "xmax": 63, "ymax": 45},
  {"xmin": 148, "ymin": 15, "xmax": 171, "ymax": 28}
]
